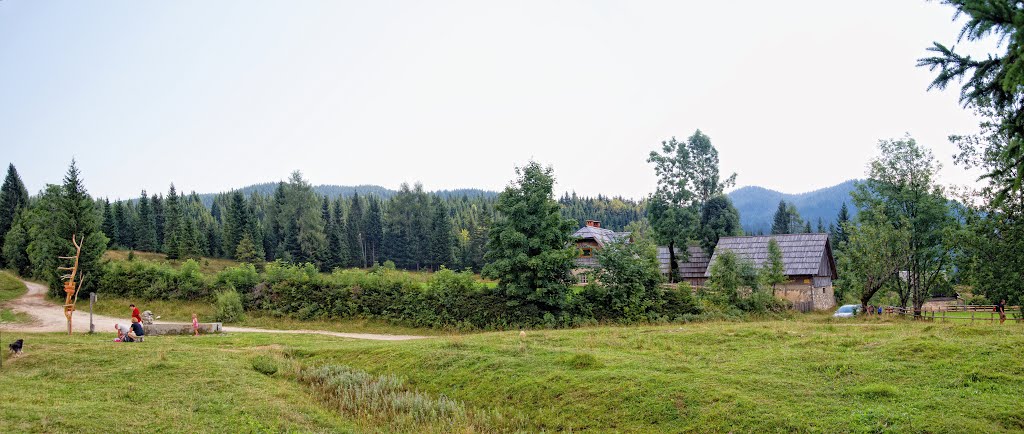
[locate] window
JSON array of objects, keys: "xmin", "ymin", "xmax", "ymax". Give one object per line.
[
  {"xmin": 581, "ymin": 248, "xmax": 592, "ymax": 257},
  {"xmin": 579, "ymin": 274, "xmax": 588, "ymax": 284}
]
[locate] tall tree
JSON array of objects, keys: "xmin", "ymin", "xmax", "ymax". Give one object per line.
[
  {"xmin": 919, "ymin": 1, "xmax": 1024, "ymax": 200},
  {"xmin": 135, "ymin": 191, "xmax": 158, "ymax": 251},
  {"xmin": 272, "ymin": 172, "xmax": 327, "ymax": 267},
  {"xmin": 2, "ymin": 209, "xmax": 30, "ymax": 275},
  {"xmin": 163, "ymin": 185, "xmax": 182, "ymax": 259},
  {"xmin": 698, "ymin": 194, "xmax": 741, "ymax": 254},
  {"xmin": 364, "ymin": 197, "xmax": 384, "ymax": 266},
  {"xmin": 112, "ymin": 200, "xmax": 133, "ymax": 249},
  {"xmin": 647, "ymin": 131, "xmax": 734, "ymax": 280},
  {"xmin": 0, "ymin": 164, "xmax": 29, "ymax": 266},
  {"xmin": 28, "ymin": 161, "xmax": 108, "ymax": 296},
  {"xmin": 852, "ymin": 136, "xmax": 958, "ymax": 312},
  {"xmin": 151, "ymin": 193, "xmax": 165, "ymax": 249},
  {"xmin": 771, "ymin": 200, "xmax": 790, "ymax": 235},
  {"xmin": 482, "ymin": 162, "xmax": 578, "ymax": 312},
  {"xmin": 840, "ymin": 212, "xmax": 911, "ymax": 311},
  {"xmin": 428, "ymin": 196, "xmax": 455, "ymax": 270},
  {"xmin": 346, "ymin": 193, "xmax": 365, "ymax": 267}
]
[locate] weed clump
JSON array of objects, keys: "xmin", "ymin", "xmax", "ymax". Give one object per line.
[{"xmin": 252, "ymin": 355, "xmax": 278, "ymax": 376}]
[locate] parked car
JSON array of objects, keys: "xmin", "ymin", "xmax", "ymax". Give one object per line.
[{"xmin": 833, "ymin": 304, "xmax": 860, "ymax": 318}]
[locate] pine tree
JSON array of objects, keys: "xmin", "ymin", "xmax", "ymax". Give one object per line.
[
  {"xmin": 164, "ymin": 185, "xmax": 182, "ymax": 259},
  {"xmin": 235, "ymin": 232, "xmax": 263, "ymax": 266},
  {"xmin": 346, "ymin": 193, "xmax": 365, "ymax": 267},
  {"xmin": 0, "ymin": 163, "xmax": 29, "ymax": 267},
  {"xmin": 771, "ymin": 200, "xmax": 790, "ymax": 235},
  {"xmin": 2, "ymin": 209, "xmax": 30, "ymax": 275},
  {"xmin": 365, "ymin": 197, "xmax": 383, "ymax": 266},
  {"xmin": 803, "ymin": 221, "xmax": 812, "ymax": 233},
  {"xmin": 816, "ymin": 217, "xmax": 826, "ymax": 234},
  {"xmin": 223, "ymin": 191, "xmax": 249, "ymax": 258},
  {"xmin": 482, "ymin": 162, "xmax": 577, "ymax": 311},
  {"xmin": 135, "ymin": 191, "xmax": 158, "ymax": 251},
  {"xmin": 152, "ymin": 193, "xmax": 165, "ymax": 249},
  {"xmin": 29, "ymin": 161, "xmax": 108, "ymax": 296},
  {"xmin": 101, "ymin": 199, "xmax": 117, "ymax": 246},
  {"xmin": 833, "ymin": 202, "xmax": 851, "ymax": 247},
  {"xmin": 428, "ymin": 196, "xmax": 455, "ymax": 270}
]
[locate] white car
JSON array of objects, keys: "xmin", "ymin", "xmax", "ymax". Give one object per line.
[{"xmin": 833, "ymin": 304, "xmax": 860, "ymax": 318}]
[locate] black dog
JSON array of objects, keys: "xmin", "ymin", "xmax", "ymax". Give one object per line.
[{"xmin": 8, "ymin": 339, "xmax": 23, "ymax": 355}]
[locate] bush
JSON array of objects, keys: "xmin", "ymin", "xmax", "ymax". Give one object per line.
[
  {"xmin": 214, "ymin": 287, "xmax": 245, "ymax": 323},
  {"xmin": 251, "ymin": 355, "xmax": 278, "ymax": 375}
]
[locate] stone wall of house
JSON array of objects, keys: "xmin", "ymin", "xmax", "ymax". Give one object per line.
[{"xmin": 773, "ymin": 279, "xmax": 836, "ymax": 311}]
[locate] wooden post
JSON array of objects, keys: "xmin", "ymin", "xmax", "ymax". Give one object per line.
[
  {"xmin": 89, "ymin": 292, "xmax": 95, "ymax": 334},
  {"xmin": 971, "ymin": 310, "xmax": 974, "ymax": 323}
]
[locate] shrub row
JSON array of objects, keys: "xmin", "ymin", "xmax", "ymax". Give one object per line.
[{"xmin": 95, "ymin": 260, "xmax": 701, "ymax": 330}]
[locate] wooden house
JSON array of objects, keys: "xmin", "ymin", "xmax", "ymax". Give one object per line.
[
  {"xmin": 705, "ymin": 233, "xmax": 838, "ymax": 311},
  {"xmin": 571, "ymin": 220, "xmax": 631, "ymax": 282},
  {"xmin": 657, "ymin": 246, "xmax": 711, "ymax": 287}
]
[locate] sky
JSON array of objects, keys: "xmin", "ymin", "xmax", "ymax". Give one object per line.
[{"xmin": 0, "ymin": 1, "xmax": 999, "ymax": 200}]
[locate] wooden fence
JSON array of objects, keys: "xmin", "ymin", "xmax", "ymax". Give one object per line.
[{"xmin": 875, "ymin": 305, "xmax": 1022, "ymax": 323}]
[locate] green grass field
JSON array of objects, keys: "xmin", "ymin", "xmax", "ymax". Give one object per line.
[
  {"xmin": 2, "ymin": 317, "xmax": 1023, "ymax": 432},
  {"xmin": 0, "ymin": 271, "xmax": 29, "ymax": 323}
]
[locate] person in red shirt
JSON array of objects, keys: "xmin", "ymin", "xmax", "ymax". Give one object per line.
[{"xmin": 130, "ymin": 304, "xmax": 142, "ymax": 324}]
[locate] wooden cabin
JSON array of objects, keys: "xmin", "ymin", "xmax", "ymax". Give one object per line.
[
  {"xmin": 571, "ymin": 220, "xmax": 631, "ymax": 283},
  {"xmin": 657, "ymin": 245, "xmax": 711, "ymax": 287},
  {"xmin": 705, "ymin": 233, "xmax": 838, "ymax": 311}
]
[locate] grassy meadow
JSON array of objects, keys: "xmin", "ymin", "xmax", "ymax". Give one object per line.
[
  {"xmin": 1, "ymin": 317, "xmax": 1023, "ymax": 432},
  {"xmin": 0, "ymin": 271, "xmax": 28, "ymax": 323}
]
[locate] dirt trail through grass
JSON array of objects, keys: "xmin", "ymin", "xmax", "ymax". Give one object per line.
[{"xmin": 2, "ymin": 278, "xmax": 429, "ymax": 341}]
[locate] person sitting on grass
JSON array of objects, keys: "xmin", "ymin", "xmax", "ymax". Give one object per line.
[
  {"xmin": 130, "ymin": 318, "xmax": 145, "ymax": 341},
  {"xmin": 114, "ymin": 323, "xmax": 134, "ymax": 342}
]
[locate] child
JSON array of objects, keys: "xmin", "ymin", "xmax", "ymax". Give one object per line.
[{"xmin": 192, "ymin": 313, "xmax": 199, "ymax": 336}]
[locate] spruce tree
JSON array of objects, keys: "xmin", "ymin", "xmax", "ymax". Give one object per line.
[
  {"xmin": 152, "ymin": 193, "xmax": 165, "ymax": 249},
  {"xmin": 346, "ymin": 193, "xmax": 365, "ymax": 267},
  {"xmin": 135, "ymin": 191, "xmax": 158, "ymax": 251},
  {"xmin": 163, "ymin": 185, "xmax": 182, "ymax": 259},
  {"xmin": 482, "ymin": 162, "xmax": 577, "ymax": 312},
  {"xmin": 101, "ymin": 199, "xmax": 117, "ymax": 247},
  {"xmin": 428, "ymin": 196, "xmax": 455, "ymax": 270},
  {"xmin": 2, "ymin": 209, "xmax": 30, "ymax": 275},
  {"xmin": 365, "ymin": 197, "xmax": 383, "ymax": 266},
  {"xmin": 113, "ymin": 200, "xmax": 132, "ymax": 249},
  {"xmin": 223, "ymin": 191, "xmax": 248, "ymax": 258},
  {"xmin": 30, "ymin": 161, "xmax": 108, "ymax": 296},
  {"xmin": 771, "ymin": 200, "xmax": 790, "ymax": 235},
  {"xmin": 0, "ymin": 163, "xmax": 29, "ymax": 267},
  {"xmin": 235, "ymin": 232, "xmax": 263, "ymax": 266}
]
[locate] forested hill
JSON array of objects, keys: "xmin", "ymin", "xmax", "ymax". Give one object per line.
[
  {"xmin": 728, "ymin": 180, "xmax": 859, "ymax": 234},
  {"xmin": 196, "ymin": 183, "xmax": 498, "ymax": 207}
]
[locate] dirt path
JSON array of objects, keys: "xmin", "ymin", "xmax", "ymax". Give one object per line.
[{"xmin": 1, "ymin": 278, "xmax": 429, "ymax": 341}]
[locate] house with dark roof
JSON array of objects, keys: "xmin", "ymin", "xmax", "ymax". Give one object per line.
[
  {"xmin": 705, "ymin": 233, "xmax": 838, "ymax": 311},
  {"xmin": 571, "ymin": 220, "xmax": 630, "ymax": 283}
]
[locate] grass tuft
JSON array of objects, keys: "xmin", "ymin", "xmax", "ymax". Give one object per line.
[{"xmin": 251, "ymin": 355, "xmax": 278, "ymax": 376}]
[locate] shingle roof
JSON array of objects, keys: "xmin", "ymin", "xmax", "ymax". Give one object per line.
[
  {"xmin": 572, "ymin": 226, "xmax": 630, "ymax": 247},
  {"xmin": 704, "ymin": 233, "xmax": 837, "ymax": 278},
  {"xmin": 657, "ymin": 246, "xmax": 711, "ymax": 278}
]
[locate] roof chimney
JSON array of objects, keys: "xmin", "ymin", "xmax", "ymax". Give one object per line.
[{"xmin": 585, "ymin": 220, "xmax": 601, "ymax": 228}]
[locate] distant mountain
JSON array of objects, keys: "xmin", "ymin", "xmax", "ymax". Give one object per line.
[
  {"xmin": 195, "ymin": 183, "xmax": 498, "ymax": 207},
  {"xmin": 728, "ymin": 180, "xmax": 859, "ymax": 235}
]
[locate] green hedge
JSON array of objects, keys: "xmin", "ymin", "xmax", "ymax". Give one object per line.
[{"xmin": 95, "ymin": 260, "xmax": 701, "ymax": 330}]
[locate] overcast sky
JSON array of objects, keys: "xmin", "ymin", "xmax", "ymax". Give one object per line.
[{"xmin": 0, "ymin": 1, "xmax": 996, "ymax": 200}]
